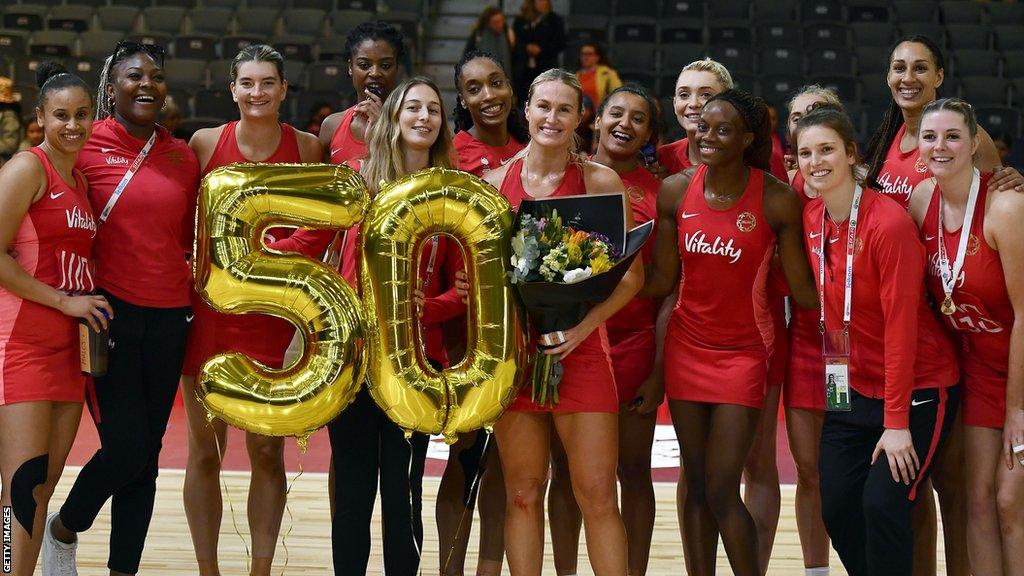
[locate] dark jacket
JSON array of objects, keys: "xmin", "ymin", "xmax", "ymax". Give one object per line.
[{"xmin": 512, "ymin": 11, "xmax": 566, "ymax": 88}]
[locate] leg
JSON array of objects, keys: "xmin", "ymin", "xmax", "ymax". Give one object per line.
[
  {"xmin": 553, "ymin": 412, "xmax": 627, "ymax": 576},
  {"xmin": 475, "ymin": 441, "xmax": 506, "ymax": 576},
  {"xmin": 494, "ymin": 411, "xmax": 551, "ymax": 576},
  {"xmin": 328, "ymin": 389, "xmax": 381, "ymax": 576},
  {"xmin": 963, "ymin": 426, "xmax": 1003, "ymax": 575},
  {"xmin": 743, "ymin": 385, "xmax": 781, "ymax": 575},
  {"xmin": 784, "ymin": 407, "xmax": 830, "ymax": 570},
  {"xmin": 181, "ymin": 375, "xmax": 229, "ymax": 576},
  {"xmin": 704, "ymin": 404, "xmax": 761, "ymax": 576},
  {"xmin": 245, "ymin": 432, "xmax": 286, "ymax": 576},
  {"xmin": 548, "ymin": 427, "xmax": 581, "ymax": 575},
  {"xmin": 670, "ymin": 399, "xmax": 717, "ymax": 575},
  {"xmin": 818, "ymin": 410, "xmax": 875, "ymax": 576},
  {"xmin": 995, "ymin": 442, "xmax": 1024, "ymax": 576},
  {"xmin": 910, "ymin": 480, "xmax": 937, "ymax": 576},
  {"xmin": 379, "ymin": 424, "xmax": 428, "ymax": 576},
  {"xmin": 616, "ymin": 407, "xmax": 657, "ymax": 576},
  {"xmin": 930, "ymin": 414, "xmax": 968, "ymax": 576},
  {"xmin": 437, "ymin": 431, "xmax": 479, "ymax": 576}
]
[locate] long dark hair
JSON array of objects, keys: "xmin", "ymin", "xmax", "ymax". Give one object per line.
[
  {"xmin": 595, "ymin": 83, "xmax": 660, "ymax": 149},
  {"xmin": 863, "ymin": 35, "xmax": 945, "ymax": 189},
  {"xmin": 453, "ymin": 50, "xmax": 529, "ymax": 143},
  {"xmin": 706, "ymin": 89, "xmax": 772, "ymax": 172}
]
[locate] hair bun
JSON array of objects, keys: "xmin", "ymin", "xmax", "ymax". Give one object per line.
[{"xmin": 36, "ymin": 61, "xmax": 69, "ymax": 89}]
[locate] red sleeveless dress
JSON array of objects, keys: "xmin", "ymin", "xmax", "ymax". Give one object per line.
[
  {"xmin": 182, "ymin": 122, "xmax": 303, "ymax": 376},
  {"xmin": 665, "ymin": 164, "xmax": 776, "ymax": 408},
  {"xmin": 328, "ymin": 106, "xmax": 367, "ymax": 165},
  {"xmin": 453, "ymin": 131, "xmax": 524, "ymax": 177},
  {"xmin": 605, "ymin": 166, "xmax": 660, "ymax": 403},
  {"xmin": 1, "ymin": 147, "xmax": 95, "ymax": 404},
  {"xmin": 499, "ymin": 159, "xmax": 619, "ymax": 413},
  {"xmin": 922, "ymin": 173, "xmax": 1012, "ymax": 428},
  {"xmin": 875, "ymin": 123, "xmax": 931, "ymax": 210},
  {"xmin": 657, "ymin": 137, "xmax": 692, "ymax": 176},
  {"xmin": 784, "ymin": 170, "xmax": 826, "ymax": 409}
]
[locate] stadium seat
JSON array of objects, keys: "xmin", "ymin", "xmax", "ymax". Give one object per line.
[
  {"xmin": 173, "ymin": 35, "xmax": 217, "ymax": 60},
  {"xmin": 987, "ymin": 3, "xmax": 1024, "ymax": 25},
  {"xmin": 68, "ymin": 56, "xmax": 102, "ymax": 88},
  {"xmin": 816, "ymin": 74, "xmax": 859, "ymax": 102},
  {"xmin": 12, "ymin": 56, "xmax": 55, "ymax": 85},
  {"xmin": 944, "ymin": 23, "xmax": 990, "ymax": 50},
  {"xmin": 294, "ymin": 0, "xmax": 335, "ymax": 10},
  {"xmin": 660, "ymin": 42, "xmax": 705, "ymax": 73},
  {"xmin": 658, "ymin": 71, "xmax": 679, "ymax": 98},
  {"xmin": 424, "ymin": 39, "xmax": 462, "ymax": 64},
  {"xmin": 892, "ymin": 1, "xmax": 939, "ymax": 23},
  {"xmin": 187, "ymin": 8, "xmax": 234, "ymax": 37},
  {"xmin": 0, "ymin": 29, "xmax": 30, "ymax": 59},
  {"xmin": 954, "ymin": 49, "xmax": 1000, "ymax": 77},
  {"xmin": 1004, "ymin": 52, "xmax": 1024, "ymax": 78},
  {"xmin": 994, "ymin": 25, "xmax": 1024, "ymax": 52},
  {"xmin": 709, "ymin": 25, "xmax": 752, "ymax": 46},
  {"xmin": 316, "ymin": 36, "xmax": 346, "ymax": 61},
  {"xmin": 11, "ymin": 83, "xmax": 39, "ymax": 107},
  {"xmin": 47, "ymin": 6, "xmax": 94, "ymax": 33},
  {"xmin": 855, "ymin": 46, "xmax": 890, "ymax": 75},
  {"xmin": 66, "ymin": 0, "xmax": 106, "ymax": 7},
  {"xmin": 851, "ymin": 21, "xmax": 895, "ymax": 47},
  {"xmin": 660, "ymin": 96, "xmax": 684, "ymax": 141},
  {"xmin": 220, "ymin": 36, "xmax": 266, "ymax": 59},
  {"xmin": 164, "ymin": 58, "xmax": 208, "ymax": 90},
  {"xmin": 97, "ymin": 7, "xmax": 140, "ymax": 33},
  {"xmin": 248, "ymin": 0, "xmax": 284, "ymax": 8},
  {"xmin": 273, "ymin": 35, "xmax": 315, "ymax": 63},
  {"xmin": 156, "ymin": 0, "xmax": 191, "ymax": 7},
  {"xmin": 79, "ymin": 30, "xmax": 125, "ymax": 59},
  {"xmin": 863, "ymin": 102, "xmax": 890, "ymax": 138},
  {"xmin": 759, "ymin": 74, "xmax": 803, "ymax": 107},
  {"xmin": 29, "ymin": 30, "xmax": 77, "ymax": 58},
  {"xmin": 897, "ymin": 22, "xmax": 944, "ymax": 44},
  {"xmin": 193, "ymin": 89, "xmax": 238, "ymax": 120},
  {"xmin": 1012, "ymin": 78, "xmax": 1024, "ymax": 107},
  {"xmin": 731, "ymin": 72, "xmax": 757, "ymax": 91},
  {"xmin": 566, "ymin": 15, "xmax": 609, "ymax": 43},
  {"xmin": 939, "ymin": 1, "xmax": 982, "ymax": 24},
  {"xmin": 22, "ymin": 0, "xmax": 61, "ymax": 6},
  {"xmin": 848, "ymin": 1, "xmax": 889, "ymax": 23},
  {"xmin": 613, "ymin": 19, "xmax": 658, "ymax": 44},
  {"xmin": 109, "ymin": 0, "xmax": 150, "ymax": 7},
  {"xmin": 5, "ymin": 5, "xmax": 47, "ymax": 32},
  {"xmin": 959, "ymin": 76, "xmax": 1009, "ymax": 107},
  {"xmin": 306, "ymin": 61, "xmax": 354, "ymax": 93},
  {"xmin": 609, "ymin": 43, "xmax": 657, "ymax": 68},
  {"xmin": 756, "ymin": 22, "xmax": 802, "ymax": 48},
  {"xmin": 975, "ymin": 106, "xmax": 1021, "ymax": 138},
  {"xmin": 800, "ymin": 0, "xmax": 845, "ymax": 23},
  {"xmin": 143, "ymin": 7, "xmax": 187, "ymax": 36},
  {"xmin": 708, "ymin": 45, "xmax": 754, "ymax": 75},
  {"xmin": 614, "ymin": 1, "xmax": 659, "ymax": 18},
  {"xmin": 859, "ymin": 73, "xmax": 891, "ymax": 103},
  {"xmin": 336, "ymin": 0, "xmax": 377, "ymax": 12},
  {"xmin": 808, "ymin": 48, "xmax": 854, "ymax": 76},
  {"xmin": 660, "ymin": 0, "xmax": 705, "ymax": 20},
  {"xmin": 708, "ymin": 0, "xmax": 751, "ymax": 22},
  {"xmin": 206, "ymin": 59, "xmax": 232, "ymax": 85},
  {"xmin": 660, "ymin": 21, "xmax": 703, "ymax": 45},
  {"xmin": 202, "ymin": 0, "xmax": 241, "ymax": 9},
  {"xmin": 752, "ymin": 0, "xmax": 796, "ymax": 21},
  {"xmin": 618, "ymin": 69, "xmax": 657, "ymax": 94},
  {"xmin": 570, "ymin": 0, "xmax": 613, "ymax": 17},
  {"xmin": 124, "ymin": 32, "xmax": 173, "ymax": 49},
  {"xmin": 760, "ymin": 47, "xmax": 803, "ymax": 76},
  {"xmin": 283, "ymin": 59, "xmax": 306, "ymax": 89},
  {"xmin": 330, "ymin": 10, "xmax": 375, "ymax": 36},
  {"xmin": 804, "ymin": 23, "xmax": 849, "ymax": 48},
  {"xmin": 283, "ymin": 9, "xmax": 327, "ymax": 37},
  {"xmin": 235, "ymin": 8, "xmax": 280, "ymax": 37}
]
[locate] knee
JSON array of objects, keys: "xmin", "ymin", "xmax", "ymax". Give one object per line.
[
  {"xmin": 108, "ymin": 436, "xmax": 156, "ymax": 480},
  {"xmin": 187, "ymin": 440, "xmax": 223, "ymax": 474},
  {"xmin": 705, "ymin": 479, "xmax": 741, "ymax": 516},
  {"xmin": 617, "ymin": 458, "xmax": 652, "ymax": 492},
  {"xmin": 966, "ymin": 480, "xmax": 995, "ymax": 518},
  {"xmin": 572, "ymin": 474, "xmax": 619, "ymax": 519},
  {"xmin": 996, "ymin": 483, "xmax": 1023, "ymax": 530},
  {"xmin": 505, "ymin": 476, "xmax": 546, "ymax": 516},
  {"xmin": 247, "ymin": 438, "xmax": 284, "ymax": 473},
  {"xmin": 862, "ymin": 485, "xmax": 905, "ymax": 530},
  {"xmin": 793, "ymin": 453, "xmax": 821, "ymax": 489}
]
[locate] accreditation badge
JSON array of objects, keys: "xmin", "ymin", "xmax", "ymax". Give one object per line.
[{"xmin": 823, "ymin": 329, "xmax": 851, "ymax": 412}]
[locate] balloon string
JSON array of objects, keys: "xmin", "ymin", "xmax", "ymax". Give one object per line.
[
  {"xmin": 279, "ymin": 446, "xmax": 303, "ymax": 576},
  {"xmin": 406, "ymin": 435, "xmax": 422, "ymax": 571},
  {"xmin": 441, "ymin": 431, "xmax": 492, "ymax": 575},
  {"xmin": 212, "ymin": 423, "xmax": 251, "ymax": 573}
]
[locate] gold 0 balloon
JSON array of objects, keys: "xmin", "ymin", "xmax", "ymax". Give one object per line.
[
  {"xmin": 195, "ymin": 163, "xmax": 370, "ymax": 440},
  {"xmin": 360, "ymin": 168, "xmax": 528, "ymax": 442}
]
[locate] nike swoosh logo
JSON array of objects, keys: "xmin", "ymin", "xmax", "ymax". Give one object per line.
[
  {"xmin": 924, "ymin": 235, "xmax": 936, "ymax": 241},
  {"xmin": 830, "ymin": 237, "xmax": 840, "ymax": 244},
  {"xmin": 809, "ymin": 231, "xmax": 822, "ymax": 238},
  {"xmin": 331, "ymin": 148, "xmax": 343, "ymax": 157},
  {"xmin": 681, "ymin": 212, "xmax": 700, "ymax": 219},
  {"xmin": 911, "ymin": 399, "xmax": 934, "ymax": 407},
  {"xmin": 185, "ymin": 314, "xmax": 194, "ymax": 323},
  {"xmin": 49, "ymin": 191, "xmax": 65, "ymax": 199},
  {"xmin": 100, "ymin": 147, "xmax": 115, "ymax": 153}
]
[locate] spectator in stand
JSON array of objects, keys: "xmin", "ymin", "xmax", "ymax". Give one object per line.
[
  {"xmin": 991, "ymin": 131, "xmax": 1014, "ymax": 168},
  {"xmin": 304, "ymin": 101, "xmax": 332, "ymax": 137},
  {"xmin": 575, "ymin": 43, "xmax": 622, "ymax": 113},
  {"xmin": 511, "ymin": 0, "xmax": 565, "ymax": 100},
  {"xmin": 0, "ymin": 77, "xmax": 22, "ymax": 165},
  {"xmin": 18, "ymin": 116, "xmax": 43, "ymax": 152},
  {"xmin": 464, "ymin": 6, "xmax": 515, "ymax": 76},
  {"xmin": 157, "ymin": 95, "xmax": 185, "ymax": 140}
]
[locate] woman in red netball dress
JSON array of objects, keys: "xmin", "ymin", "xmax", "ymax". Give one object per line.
[
  {"xmin": 657, "ymin": 59, "xmax": 732, "ymax": 176},
  {"xmin": 0, "ymin": 63, "xmax": 109, "ymax": 576},
  {"xmin": 180, "ymin": 45, "xmax": 321, "ymax": 576},
  {"xmin": 641, "ymin": 89, "xmax": 817, "ymax": 574},
  {"xmin": 482, "ymin": 68, "xmax": 642, "ymax": 576},
  {"xmin": 908, "ymin": 99, "xmax": 1024, "ymax": 576},
  {"xmin": 452, "ymin": 50, "xmax": 528, "ymax": 177},
  {"xmin": 795, "ymin": 104, "xmax": 960, "ymax": 576}
]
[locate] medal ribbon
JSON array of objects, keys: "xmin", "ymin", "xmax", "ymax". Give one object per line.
[
  {"xmin": 936, "ymin": 168, "xmax": 981, "ymax": 308},
  {"xmin": 818, "ymin": 185, "xmax": 863, "ymax": 333}
]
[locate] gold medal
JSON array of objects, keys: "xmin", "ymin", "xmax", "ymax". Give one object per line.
[{"xmin": 941, "ymin": 295, "xmax": 956, "ymax": 315}]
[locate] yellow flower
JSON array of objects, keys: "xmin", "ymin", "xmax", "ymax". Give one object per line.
[
  {"xmin": 590, "ymin": 253, "xmax": 612, "ymax": 275},
  {"xmin": 566, "ymin": 242, "xmax": 582, "ymax": 266}
]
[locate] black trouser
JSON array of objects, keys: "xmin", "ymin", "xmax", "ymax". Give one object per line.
[
  {"xmin": 819, "ymin": 385, "xmax": 960, "ymax": 576},
  {"xmin": 328, "ymin": 387, "xmax": 429, "ymax": 576},
  {"xmin": 59, "ymin": 291, "xmax": 190, "ymax": 574}
]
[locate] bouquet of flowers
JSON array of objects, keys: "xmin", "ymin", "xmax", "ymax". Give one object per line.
[{"xmin": 510, "ymin": 194, "xmax": 654, "ymax": 405}]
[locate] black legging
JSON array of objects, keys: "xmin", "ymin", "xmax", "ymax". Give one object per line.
[
  {"xmin": 328, "ymin": 388, "xmax": 428, "ymax": 576},
  {"xmin": 58, "ymin": 291, "xmax": 189, "ymax": 574}
]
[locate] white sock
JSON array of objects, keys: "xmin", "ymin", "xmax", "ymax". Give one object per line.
[{"xmin": 806, "ymin": 568, "xmax": 829, "ymax": 576}]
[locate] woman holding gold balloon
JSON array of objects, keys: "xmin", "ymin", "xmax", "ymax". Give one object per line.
[
  {"xmin": 179, "ymin": 45, "xmax": 321, "ymax": 576},
  {"xmin": 482, "ymin": 68, "xmax": 643, "ymax": 576}
]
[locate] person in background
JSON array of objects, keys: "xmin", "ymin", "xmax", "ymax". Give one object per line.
[
  {"xmin": 657, "ymin": 59, "xmax": 733, "ymax": 176},
  {"xmin": 991, "ymin": 130, "xmax": 1014, "ymax": 168},
  {"xmin": 575, "ymin": 43, "xmax": 622, "ymax": 114},
  {"xmin": 18, "ymin": 116, "xmax": 44, "ymax": 151},
  {"xmin": 304, "ymin": 101, "xmax": 332, "ymax": 137},
  {"xmin": 464, "ymin": 6, "xmax": 515, "ymax": 76},
  {"xmin": 157, "ymin": 95, "xmax": 184, "ymax": 139},
  {"xmin": 0, "ymin": 77, "xmax": 22, "ymax": 165},
  {"xmin": 511, "ymin": 0, "xmax": 565, "ymax": 100}
]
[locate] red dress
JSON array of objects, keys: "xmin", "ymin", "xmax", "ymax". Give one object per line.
[
  {"xmin": 665, "ymin": 164, "xmax": 776, "ymax": 408},
  {"xmin": 499, "ymin": 159, "xmax": 619, "ymax": 413},
  {"xmin": 657, "ymin": 137, "xmax": 693, "ymax": 176},
  {"xmin": 1, "ymin": 148, "xmax": 95, "ymax": 405},
  {"xmin": 328, "ymin": 106, "xmax": 367, "ymax": 165},
  {"xmin": 453, "ymin": 131, "xmax": 524, "ymax": 177},
  {"xmin": 922, "ymin": 173, "xmax": 1012, "ymax": 428},
  {"xmin": 605, "ymin": 166, "xmax": 660, "ymax": 403},
  {"xmin": 182, "ymin": 122, "xmax": 304, "ymax": 376},
  {"xmin": 785, "ymin": 171, "xmax": 826, "ymax": 409},
  {"xmin": 875, "ymin": 123, "xmax": 931, "ymax": 210}
]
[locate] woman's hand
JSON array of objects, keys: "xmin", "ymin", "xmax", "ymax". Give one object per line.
[
  {"xmin": 629, "ymin": 369, "xmax": 665, "ymax": 414},
  {"xmin": 59, "ymin": 294, "xmax": 113, "ymax": 332},
  {"xmin": 539, "ymin": 317, "xmax": 598, "ymax": 360},
  {"xmin": 455, "ymin": 270, "xmax": 469, "ymax": 304},
  {"xmin": 989, "ymin": 166, "xmax": 1024, "ymax": 193},
  {"xmin": 1004, "ymin": 408, "xmax": 1024, "ymax": 470},
  {"xmin": 413, "ymin": 288, "xmax": 425, "ymax": 317},
  {"xmin": 871, "ymin": 428, "xmax": 919, "ymax": 485},
  {"xmin": 355, "ymin": 89, "xmax": 384, "ymax": 127}
]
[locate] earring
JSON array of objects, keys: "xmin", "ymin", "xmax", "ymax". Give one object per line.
[{"xmin": 107, "ymin": 96, "xmax": 115, "ymax": 110}]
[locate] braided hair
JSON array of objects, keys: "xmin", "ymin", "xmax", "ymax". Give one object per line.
[
  {"xmin": 95, "ymin": 43, "xmax": 164, "ymax": 120},
  {"xmin": 863, "ymin": 35, "xmax": 945, "ymax": 189},
  {"xmin": 706, "ymin": 89, "xmax": 772, "ymax": 172},
  {"xmin": 36, "ymin": 61, "xmax": 92, "ymax": 110},
  {"xmin": 595, "ymin": 82, "xmax": 661, "ymax": 149},
  {"xmin": 453, "ymin": 50, "xmax": 529, "ymax": 143}
]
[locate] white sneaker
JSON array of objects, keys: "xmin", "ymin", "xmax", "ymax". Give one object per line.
[{"xmin": 41, "ymin": 512, "xmax": 78, "ymax": 576}]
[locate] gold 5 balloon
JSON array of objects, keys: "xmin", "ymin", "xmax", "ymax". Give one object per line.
[{"xmin": 193, "ymin": 164, "xmax": 529, "ymax": 445}]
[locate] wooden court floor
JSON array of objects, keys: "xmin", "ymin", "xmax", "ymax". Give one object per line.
[{"xmin": 40, "ymin": 469, "xmax": 949, "ymax": 575}]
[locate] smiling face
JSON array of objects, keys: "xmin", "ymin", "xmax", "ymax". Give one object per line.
[
  {"xmin": 796, "ymin": 124, "xmax": 856, "ymax": 193},
  {"xmin": 108, "ymin": 53, "xmax": 166, "ymax": 127},
  {"xmin": 596, "ymin": 91, "xmax": 651, "ymax": 160},
  {"xmin": 398, "ymin": 83, "xmax": 442, "ymax": 152},
  {"xmin": 231, "ymin": 60, "xmax": 286, "ymax": 119},
  {"xmin": 674, "ymin": 70, "xmax": 725, "ymax": 133},
  {"xmin": 349, "ymin": 39, "xmax": 399, "ymax": 101},
  {"xmin": 919, "ymin": 109, "xmax": 978, "ymax": 179},
  {"xmin": 887, "ymin": 41, "xmax": 944, "ymax": 113},
  {"xmin": 487, "ymin": 12, "xmax": 505, "ymax": 34},
  {"xmin": 787, "ymin": 92, "xmax": 830, "ymax": 140},
  {"xmin": 458, "ymin": 57, "xmax": 513, "ymax": 131},
  {"xmin": 38, "ymin": 86, "xmax": 93, "ymax": 155},
  {"xmin": 694, "ymin": 100, "xmax": 752, "ymax": 166},
  {"xmin": 525, "ymin": 80, "xmax": 581, "ymax": 148}
]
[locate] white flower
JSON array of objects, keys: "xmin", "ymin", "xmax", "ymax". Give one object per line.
[{"xmin": 562, "ymin": 267, "xmax": 593, "ymax": 284}]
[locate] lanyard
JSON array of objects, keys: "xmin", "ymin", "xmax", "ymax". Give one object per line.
[
  {"xmin": 818, "ymin": 185, "xmax": 863, "ymax": 334},
  {"xmin": 936, "ymin": 168, "xmax": 981, "ymax": 314},
  {"xmin": 98, "ymin": 130, "xmax": 157, "ymax": 224},
  {"xmin": 421, "ymin": 235, "xmax": 440, "ymax": 292}
]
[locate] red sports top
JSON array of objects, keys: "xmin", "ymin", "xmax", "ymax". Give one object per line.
[
  {"xmin": 769, "ymin": 133, "xmax": 789, "ymax": 183},
  {"xmin": 657, "ymin": 137, "xmax": 692, "ymax": 176},
  {"xmin": 922, "ymin": 173, "xmax": 1012, "ymax": 383},
  {"xmin": 606, "ymin": 165, "xmax": 660, "ymax": 334},
  {"xmin": 453, "ymin": 131, "xmax": 524, "ymax": 176},
  {"xmin": 804, "ymin": 189, "xmax": 958, "ymax": 428},
  {"xmin": 328, "ymin": 106, "xmax": 367, "ymax": 165},
  {"xmin": 875, "ymin": 123, "xmax": 930, "ymax": 209},
  {"xmin": 76, "ymin": 117, "xmax": 199, "ymax": 307}
]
